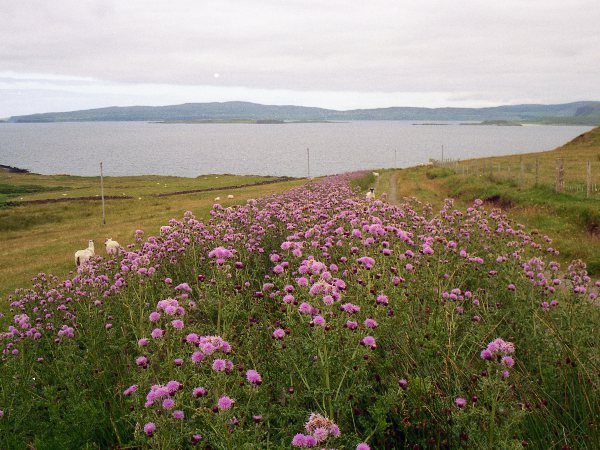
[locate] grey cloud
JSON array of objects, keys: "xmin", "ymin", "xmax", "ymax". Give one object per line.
[{"xmin": 0, "ymin": 0, "xmax": 599, "ymax": 115}]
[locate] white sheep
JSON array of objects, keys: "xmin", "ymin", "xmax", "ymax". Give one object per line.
[
  {"xmin": 372, "ymin": 172, "xmax": 380, "ymax": 177},
  {"xmin": 365, "ymin": 188, "xmax": 375, "ymax": 200},
  {"xmin": 227, "ymin": 194, "xmax": 234, "ymax": 199},
  {"xmin": 75, "ymin": 240, "xmax": 95, "ymax": 266},
  {"xmin": 214, "ymin": 196, "xmax": 221, "ymax": 201},
  {"xmin": 105, "ymin": 238, "xmax": 121, "ymax": 256}
]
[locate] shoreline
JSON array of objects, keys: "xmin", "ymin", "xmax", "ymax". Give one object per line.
[{"xmin": 0, "ymin": 164, "xmax": 30, "ymax": 174}]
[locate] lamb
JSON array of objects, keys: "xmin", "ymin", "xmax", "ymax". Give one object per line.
[
  {"xmin": 227, "ymin": 194, "xmax": 234, "ymax": 199},
  {"xmin": 75, "ymin": 240, "xmax": 95, "ymax": 266},
  {"xmin": 105, "ymin": 238, "xmax": 121, "ymax": 256},
  {"xmin": 214, "ymin": 196, "xmax": 221, "ymax": 201},
  {"xmin": 365, "ymin": 188, "xmax": 375, "ymax": 200}
]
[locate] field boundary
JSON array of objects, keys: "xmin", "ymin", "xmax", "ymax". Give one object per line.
[
  {"xmin": 4, "ymin": 176, "xmax": 297, "ymax": 206},
  {"xmin": 154, "ymin": 176, "xmax": 295, "ymax": 197}
]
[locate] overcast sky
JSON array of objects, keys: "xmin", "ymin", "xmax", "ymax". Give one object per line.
[{"xmin": 1, "ymin": 0, "xmax": 599, "ymax": 117}]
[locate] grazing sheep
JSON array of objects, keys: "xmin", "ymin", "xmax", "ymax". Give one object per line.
[
  {"xmin": 214, "ymin": 196, "xmax": 221, "ymax": 201},
  {"xmin": 227, "ymin": 194, "xmax": 234, "ymax": 199},
  {"xmin": 372, "ymin": 172, "xmax": 380, "ymax": 177},
  {"xmin": 105, "ymin": 238, "xmax": 121, "ymax": 256},
  {"xmin": 365, "ymin": 188, "xmax": 375, "ymax": 200},
  {"xmin": 75, "ymin": 240, "xmax": 95, "ymax": 266}
]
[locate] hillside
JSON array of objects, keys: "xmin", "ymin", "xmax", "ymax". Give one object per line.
[
  {"xmin": 6, "ymin": 100, "xmax": 600, "ymax": 124},
  {"xmin": 380, "ymin": 126, "xmax": 600, "ymax": 272}
]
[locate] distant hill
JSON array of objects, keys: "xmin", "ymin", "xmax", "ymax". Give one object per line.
[{"xmin": 6, "ymin": 100, "xmax": 600, "ymax": 124}]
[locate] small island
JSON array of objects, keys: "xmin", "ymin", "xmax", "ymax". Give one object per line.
[
  {"xmin": 157, "ymin": 119, "xmax": 336, "ymax": 124},
  {"xmin": 461, "ymin": 120, "xmax": 523, "ymax": 126}
]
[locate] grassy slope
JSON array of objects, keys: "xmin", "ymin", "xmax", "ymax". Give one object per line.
[
  {"xmin": 0, "ymin": 172, "xmax": 304, "ymax": 299},
  {"xmin": 379, "ymin": 126, "xmax": 600, "ymax": 273}
]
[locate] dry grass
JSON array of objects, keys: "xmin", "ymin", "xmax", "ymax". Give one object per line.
[{"xmin": 0, "ymin": 172, "xmax": 304, "ymax": 299}]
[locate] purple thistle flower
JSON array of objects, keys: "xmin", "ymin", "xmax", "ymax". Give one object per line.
[
  {"xmin": 292, "ymin": 433, "xmax": 307, "ymax": 447},
  {"xmin": 480, "ymin": 349, "xmax": 493, "ymax": 360},
  {"xmin": 501, "ymin": 356, "xmax": 515, "ymax": 367},
  {"xmin": 172, "ymin": 410, "xmax": 185, "ymax": 420},
  {"xmin": 376, "ymin": 294, "xmax": 389, "ymax": 305},
  {"xmin": 311, "ymin": 315, "xmax": 326, "ymax": 326},
  {"xmin": 171, "ymin": 319, "xmax": 184, "ymax": 329},
  {"xmin": 135, "ymin": 356, "xmax": 148, "ymax": 367},
  {"xmin": 217, "ymin": 395, "xmax": 235, "ymax": 410},
  {"xmin": 346, "ymin": 320, "xmax": 358, "ymax": 330},
  {"xmin": 151, "ymin": 328, "xmax": 164, "ymax": 339},
  {"xmin": 143, "ymin": 422, "xmax": 156, "ymax": 436},
  {"xmin": 298, "ymin": 302, "xmax": 313, "ymax": 314},
  {"xmin": 272, "ymin": 328, "xmax": 286, "ymax": 339},
  {"xmin": 212, "ymin": 359, "xmax": 230, "ymax": 372},
  {"xmin": 192, "ymin": 387, "xmax": 207, "ymax": 397},
  {"xmin": 361, "ymin": 336, "xmax": 376, "ymax": 349},
  {"xmin": 304, "ymin": 435, "xmax": 317, "ymax": 447},
  {"xmin": 123, "ymin": 384, "xmax": 138, "ymax": 396},
  {"xmin": 191, "ymin": 351, "xmax": 204, "ymax": 364},
  {"xmin": 357, "ymin": 256, "xmax": 375, "ymax": 269},
  {"xmin": 455, "ymin": 397, "xmax": 466, "ymax": 408},
  {"xmin": 246, "ymin": 369, "xmax": 262, "ymax": 385},
  {"xmin": 313, "ymin": 427, "xmax": 329, "ymax": 443},
  {"xmin": 363, "ymin": 318, "xmax": 378, "ymax": 329},
  {"xmin": 330, "ymin": 423, "xmax": 341, "ymax": 437}
]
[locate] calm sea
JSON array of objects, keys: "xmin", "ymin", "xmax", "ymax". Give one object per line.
[{"xmin": 0, "ymin": 121, "xmax": 593, "ymax": 177}]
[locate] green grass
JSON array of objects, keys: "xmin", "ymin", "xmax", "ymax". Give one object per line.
[
  {"xmin": 0, "ymin": 170, "xmax": 304, "ymax": 300},
  {"xmin": 0, "ymin": 171, "xmax": 285, "ymax": 203},
  {"xmin": 379, "ymin": 126, "xmax": 600, "ymax": 274},
  {"xmin": 1, "ymin": 175, "xmax": 598, "ymax": 448},
  {"xmin": 350, "ymin": 172, "xmax": 375, "ymax": 192}
]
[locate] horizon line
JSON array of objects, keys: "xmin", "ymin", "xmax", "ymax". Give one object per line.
[{"xmin": 7, "ymin": 98, "xmax": 600, "ymax": 119}]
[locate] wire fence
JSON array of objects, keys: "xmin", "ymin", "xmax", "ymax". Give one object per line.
[{"xmin": 432, "ymin": 157, "xmax": 600, "ymax": 199}]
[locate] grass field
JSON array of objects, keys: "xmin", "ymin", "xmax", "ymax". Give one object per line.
[
  {"xmin": 376, "ymin": 126, "xmax": 600, "ymax": 274},
  {"xmin": 1, "ymin": 172, "xmax": 597, "ymax": 448},
  {"xmin": 0, "ymin": 171, "xmax": 304, "ymax": 299}
]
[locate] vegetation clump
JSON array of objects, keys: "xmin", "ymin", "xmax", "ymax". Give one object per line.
[{"xmin": 0, "ymin": 173, "xmax": 598, "ymax": 449}]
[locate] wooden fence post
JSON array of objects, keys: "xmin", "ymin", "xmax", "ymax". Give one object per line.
[
  {"xmin": 100, "ymin": 162, "xmax": 106, "ymax": 225},
  {"xmin": 555, "ymin": 159, "xmax": 564, "ymax": 193},
  {"xmin": 587, "ymin": 161, "xmax": 591, "ymax": 198},
  {"xmin": 519, "ymin": 159, "xmax": 524, "ymax": 186}
]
